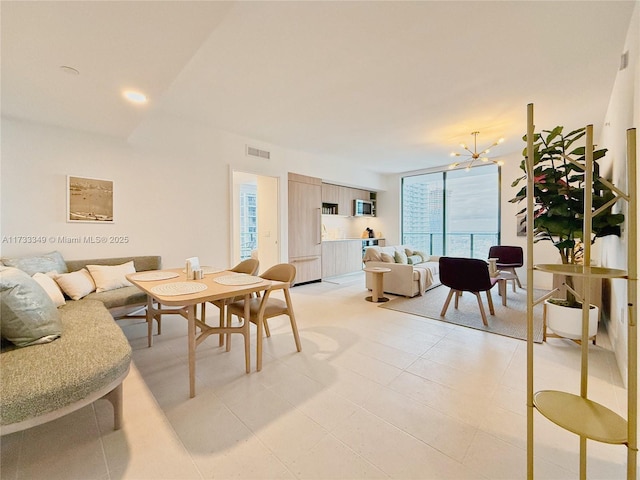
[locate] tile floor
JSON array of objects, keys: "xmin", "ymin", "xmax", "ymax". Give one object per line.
[{"xmin": 1, "ymin": 273, "xmax": 631, "ymax": 479}]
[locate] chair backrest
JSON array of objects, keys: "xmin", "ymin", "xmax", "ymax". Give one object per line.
[
  {"xmin": 260, "ymin": 263, "xmax": 296, "ymax": 284},
  {"xmin": 488, "ymin": 246, "xmax": 523, "ymax": 267},
  {"xmin": 439, "ymin": 257, "xmax": 493, "ymax": 292},
  {"xmin": 231, "ymin": 258, "xmax": 259, "ymax": 275}
]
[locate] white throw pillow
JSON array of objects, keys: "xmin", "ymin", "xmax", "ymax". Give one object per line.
[
  {"xmin": 54, "ymin": 268, "xmax": 96, "ymax": 300},
  {"xmin": 32, "ymin": 272, "xmax": 66, "ymax": 307},
  {"xmin": 86, "ymin": 261, "xmax": 136, "ymax": 293}
]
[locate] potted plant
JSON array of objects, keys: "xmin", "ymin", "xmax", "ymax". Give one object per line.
[{"xmin": 510, "ymin": 126, "xmax": 624, "ymax": 339}]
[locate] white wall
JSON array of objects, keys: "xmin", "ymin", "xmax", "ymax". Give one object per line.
[
  {"xmin": 0, "ymin": 115, "xmax": 385, "ymax": 269},
  {"xmin": 598, "ymin": 1, "xmax": 639, "ymax": 385}
]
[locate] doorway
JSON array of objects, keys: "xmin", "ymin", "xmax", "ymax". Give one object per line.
[{"xmin": 231, "ymin": 171, "xmax": 279, "ymax": 273}]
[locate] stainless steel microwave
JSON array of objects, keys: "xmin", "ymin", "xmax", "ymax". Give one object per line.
[{"xmin": 354, "ymin": 198, "xmax": 374, "ymax": 216}]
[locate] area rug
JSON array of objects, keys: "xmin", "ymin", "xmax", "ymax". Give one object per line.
[{"xmin": 380, "ymin": 285, "xmax": 546, "ymax": 343}]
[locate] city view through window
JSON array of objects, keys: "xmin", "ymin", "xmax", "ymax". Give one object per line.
[
  {"xmin": 402, "ymin": 164, "xmax": 499, "ymax": 259},
  {"xmin": 239, "ymin": 183, "xmax": 257, "ymax": 260}
]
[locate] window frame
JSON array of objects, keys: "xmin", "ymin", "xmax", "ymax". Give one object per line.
[{"xmin": 400, "ymin": 163, "xmax": 502, "ymax": 258}]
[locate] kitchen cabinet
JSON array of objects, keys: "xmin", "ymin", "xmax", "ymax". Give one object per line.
[
  {"xmin": 288, "ymin": 173, "xmax": 322, "ymax": 284},
  {"xmin": 321, "ymin": 240, "xmax": 363, "ymax": 278},
  {"xmin": 322, "ymin": 183, "xmax": 374, "ymax": 216}
]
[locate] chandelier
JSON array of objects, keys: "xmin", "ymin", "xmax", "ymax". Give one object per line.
[{"xmin": 449, "ymin": 131, "xmax": 505, "ymax": 171}]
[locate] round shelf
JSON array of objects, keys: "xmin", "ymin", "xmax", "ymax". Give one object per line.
[
  {"xmin": 534, "ymin": 264, "xmax": 627, "ymax": 278},
  {"xmin": 534, "ymin": 390, "xmax": 627, "ymax": 444}
]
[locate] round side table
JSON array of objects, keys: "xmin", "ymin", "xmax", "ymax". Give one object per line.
[{"xmin": 364, "ymin": 267, "xmax": 391, "ymax": 303}]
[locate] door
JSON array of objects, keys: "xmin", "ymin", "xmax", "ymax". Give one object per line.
[{"xmin": 231, "ymin": 171, "xmax": 279, "ymax": 273}]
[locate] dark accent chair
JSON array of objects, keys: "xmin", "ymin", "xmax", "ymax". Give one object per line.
[
  {"xmin": 488, "ymin": 245, "xmax": 524, "ymax": 290},
  {"xmin": 439, "ymin": 257, "xmax": 499, "ymax": 326}
]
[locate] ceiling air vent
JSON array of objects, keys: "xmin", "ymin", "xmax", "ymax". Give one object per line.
[
  {"xmin": 246, "ymin": 145, "xmax": 271, "ymax": 160},
  {"xmin": 620, "ymin": 51, "xmax": 629, "ymax": 71}
]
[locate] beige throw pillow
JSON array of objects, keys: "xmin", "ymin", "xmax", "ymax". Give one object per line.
[
  {"xmin": 380, "ymin": 253, "xmax": 394, "ymax": 263},
  {"xmin": 32, "ymin": 272, "xmax": 66, "ymax": 307},
  {"xmin": 86, "ymin": 261, "xmax": 136, "ymax": 293},
  {"xmin": 54, "ymin": 268, "xmax": 96, "ymax": 300}
]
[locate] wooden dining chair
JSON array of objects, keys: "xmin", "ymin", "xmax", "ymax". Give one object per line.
[
  {"xmin": 439, "ymin": 256, "xmax": 499, "ymax": 326},
  {"xmin": 201, "ymin": 258, "xmax": 259, "ymax": 346},
  {"xmin": 226, "ymin": 263, "xmax": 301, "ymax": 371}
]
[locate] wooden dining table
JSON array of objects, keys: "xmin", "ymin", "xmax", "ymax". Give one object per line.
[{"xmin": 127, "ymin": 268, "xmax": 277, "ymax": 398}]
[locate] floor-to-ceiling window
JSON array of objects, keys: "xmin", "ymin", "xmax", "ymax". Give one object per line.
[{"xmin": 402, "ymin": 164, "xmax": 500, "ymax": 258}]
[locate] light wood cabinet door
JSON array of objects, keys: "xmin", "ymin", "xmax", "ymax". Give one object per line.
[
  {"xmin": 353, "ymin": 189, "xmax": 370, "ymax": 202},
  {"xmin": 322, "ymin": 240, "xmax": 363, "ymax": 278},
  {"xmin": 338, "ymin": 187, "xmax": 352, "ymax": 216},
  {"xmin": 322, "ymin": 183, "xmax": 340, "ymax": 204},
  {"xmin": 288, "ymin": 174, "xmax": 322, "ymax": 283}
]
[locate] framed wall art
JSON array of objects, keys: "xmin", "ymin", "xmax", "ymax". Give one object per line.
[{"xmin": 67, "ymin": 175, "xmax": 114, "ymax": 223}]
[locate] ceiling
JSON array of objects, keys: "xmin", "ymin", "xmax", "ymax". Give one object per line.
[{"xmin": 1, "ymin": 1, "xmax": 635, "ymax": 173}]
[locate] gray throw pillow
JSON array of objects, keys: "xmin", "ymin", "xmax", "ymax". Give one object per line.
[
  {"xmin": 394, "ymin": 251, "xmax": 408, "ymax": 264},
  {"xmin": 0, "ymin": 267, "xmax": 62, "ymax": 347},
  {"xmin": 1, "ymin": 251, "xmax": 68, "ymax": 276},
  {"xmin": 407, "ymin": 255, "xmax": 422, "ymax": 265}
]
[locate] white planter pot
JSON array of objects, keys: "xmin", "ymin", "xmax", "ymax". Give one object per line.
[{"xmin": 545, "ymin": 300, "xmax": 599, "ymax": 340}]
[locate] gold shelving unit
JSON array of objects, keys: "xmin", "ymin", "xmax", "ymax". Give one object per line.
[{"xmin": 525, "ymin": 104, "xmax": 637, "ymax": 479}]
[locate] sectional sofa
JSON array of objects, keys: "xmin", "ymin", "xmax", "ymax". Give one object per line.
[{"xmin": 0, "ymin": 252, "xmax": 160, "ymax": 435}]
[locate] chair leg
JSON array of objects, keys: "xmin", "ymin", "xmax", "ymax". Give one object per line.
[
  {"xmin": 284, "ymin": 289, "xmax": 302, "ymax": 352},
  {"xmin": 485, "ymin": 289, "xmax": 495, "ymax": 315},
  {"xmin": 510, "ymin": 268, "xmax": 522, "ymax": 289},
  {"xmin": 288, "ymin": 314, "xmax": 302, "ymax": 352},
  {"xmin": 474, "ymin": 292, "xmax": 489, "ymax": 326},
  {"xmin": 263, "ymin": 318, "xmax": 271, "ymax": 337},
  {"xmin": 454, "ymin": 290, "xmax": 462, "ymax": 309},
  {"xmin": 440, "ymin": 289, "xmax": 455, "ymax": 316}
]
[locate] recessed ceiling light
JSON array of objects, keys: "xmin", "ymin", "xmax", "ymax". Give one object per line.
[
  {"xmin": 59, "ymin": 65, "xmax": 80, "ymax": 75},
  {"xmin": 123, "ymin": 90, "xmax": 148, "ymax": 104}
]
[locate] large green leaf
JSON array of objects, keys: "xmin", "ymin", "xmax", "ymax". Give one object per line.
[{"xmin": 510, "ymin": 124, "xmax": 624, "ymax": 264}]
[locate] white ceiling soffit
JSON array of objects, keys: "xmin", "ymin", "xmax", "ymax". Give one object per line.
[
  {"xmin": 1, "ymin": 1, "xmax": 635, "ymax": 173},
  {"xmin": 0, "ymin": 1, "xmax": 232, "ymax": 138}
]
